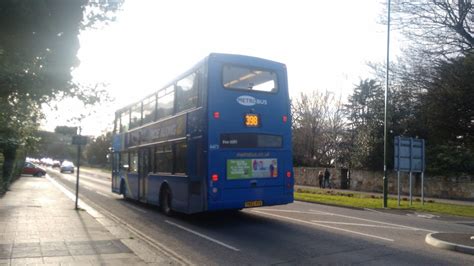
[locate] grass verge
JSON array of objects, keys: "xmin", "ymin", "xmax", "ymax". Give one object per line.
[{"xmin": 295, "ymin": 187, "xmax": 474, "ymax": 218}]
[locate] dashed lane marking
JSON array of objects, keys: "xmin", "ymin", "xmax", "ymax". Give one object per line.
[
  {"xmin": 165, "ymin": 220, "xmax": 240, "ymax": 252},
  {"xmin": 310, "ymin": 220, "xmax": 417, "ymax": 230}
]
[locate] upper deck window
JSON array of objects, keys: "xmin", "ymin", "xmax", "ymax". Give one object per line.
[
  {"xmin": 120, "ymin": 111, "xmax": 129, "ymax": 133},
  {"xmin": 130, "ymin": 103, "xmax": 142, "ymax": 129},
  {"xmin": 176, "ymin": 72, "xmax": 198, "ymax": 113},
  {"xmin": 142, "ymin": 95, "xmax": 156, "ymax": 124},
  {"xmin": 223, "ymin": 65, "xmax": 278, "ymax": 93}
]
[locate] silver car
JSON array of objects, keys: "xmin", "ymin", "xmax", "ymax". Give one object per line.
[{"xmin": 60, "ymin": 161, "xmax": 75, "ymax": 173}]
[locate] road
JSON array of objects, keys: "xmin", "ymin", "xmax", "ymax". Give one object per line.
[{"xmin": 46, "ymin": 167, "xmax": 474, "ymax": 265}]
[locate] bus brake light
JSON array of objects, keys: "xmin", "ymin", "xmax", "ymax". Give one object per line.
[
  {"xmin": 213, "ymin": 112, "xmax": 220, "ymax": 119},
  {"xmin": 286, "ymin": 171, "xmax": 291, "ymax": 178},
  {"xmin": 283, "ymin": 115, "xmax": 288, "ymax": 123},
  {"xmin": 212, "ymin": 174, "xmax": 219, "ymax": 182}
]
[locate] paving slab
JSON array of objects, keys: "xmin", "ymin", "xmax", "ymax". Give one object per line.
[{"xmin": 0, "ymin": 176, "xmax": 146, "ymax": 265}]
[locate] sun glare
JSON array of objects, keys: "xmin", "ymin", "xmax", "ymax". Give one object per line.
[{"xmin": 43, "ymin": 0, "xmax": 391, "ymax": 136}]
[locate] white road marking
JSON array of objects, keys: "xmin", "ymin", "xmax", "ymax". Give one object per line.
[
  {"xmin": 364, "ymin": 208, "xmax": 385, "ymax": 215},
  {"xmin": 46, "ymin": 175, "xmax": 80, "ymax": 203},
  {"xmin": 252, "ymin": 210, "xmax": 394, "ymax": 242},
  {"xmin": 310, "ymin": 220, "xmax": 416, "ymax": 230},
  {"xmin": 253, "ymin": 209, "xmax": 320, "ymax": 215},
  {"xmin": 406, "ymin": 213, "xmax": 440, "ymax": 219},
  {"xmin": 307, "ymin": 209, "xmax": 436, "ymax": 233},
  {"xmin": 123, "ymin": 202, "xmax": 147, "ymax": 214},
  {"xmin": 165, "ymin": 220, "xmax": 240, "ymax": 251},
  {"xmin": 96, "ymin": 191, "xmax": 113, "ymax": 199},
  {"xmin": 263, "ymin": 206, "xmax": 434, "ymax": 233}
]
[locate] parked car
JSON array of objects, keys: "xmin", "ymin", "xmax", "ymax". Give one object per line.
[
  {"xmin": 60, "ymin": 161, "xmax": 75, "ymax": 173},
  {"xmin": 52, "ymin": 160, "xmax": 61, "ymax": 168},
  {"xmin": 22, "ymin": 162, "xmax": 46, "ymax": 177}
]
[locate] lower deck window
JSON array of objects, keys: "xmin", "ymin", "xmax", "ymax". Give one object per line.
[
  {"xmin": 174, "ymin": 142, "xmax": 187, "ymax": 174},
  {"xmin": 155, "ymin": 144, "xmax": 172, "ymax": 173}
]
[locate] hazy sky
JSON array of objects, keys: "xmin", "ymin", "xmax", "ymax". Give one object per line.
[{"xmin": 43, "ymin": 0, "xmax": 398, "ymax": 136}]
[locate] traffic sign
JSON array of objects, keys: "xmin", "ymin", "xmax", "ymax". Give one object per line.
[{"xmin": 72, "ymin": 135, "xmax": 88, "ymax": 146}]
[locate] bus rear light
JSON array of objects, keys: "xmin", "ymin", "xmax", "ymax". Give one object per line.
[
  {"xmin": 213, "ymin": 112, "xmax": 220, "ymax": 119},
  {"xmin": 286, "ymin": 171, "xmax": 292, "ymax": 178},
  {"xmin": 212, "ymin": 174, "xmax": 219, "ymax": 182},
  {"xmin": 282, "ymin": 115, "xmax": 288, "ymax": 123}
]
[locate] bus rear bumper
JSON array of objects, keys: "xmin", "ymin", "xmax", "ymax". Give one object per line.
[{"xmin": 207, "ymin": 186, "xmax": 293, "ymax": 211}]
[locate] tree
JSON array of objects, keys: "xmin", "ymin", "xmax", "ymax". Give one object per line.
[
  {"xmin": 0, "ymin": 0, "xmax": 123, "ymax": 194},
  {"xmin": 420, "ymin": 53, "xmax": 474, "ymax": 174},
  {"xmin": 292, "ymin": 90, "xmax": 346, "ymax": 167},
  {"xmin": 389, "ymin": 0, "xmax": 473, "ymax": 59},
  {"xmin": 345, "ymin": 79, "xmax": 386, "ymax": 170},
  {"xmin": 0, "ymin": 96, "xmax": 41, "ymax": 192},
  {"xmin": 84, "ymin": 132, "xmax": 112, "ymax": 167}
]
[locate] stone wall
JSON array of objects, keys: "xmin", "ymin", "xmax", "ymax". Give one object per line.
[{"xmin": 294, "ymin": 167, "xmax": 474, "ymax": 200}]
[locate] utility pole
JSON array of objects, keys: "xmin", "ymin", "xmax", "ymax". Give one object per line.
[
  {"xmin": 72, "ymin": 127, "xmax": 87, "ymax": 210},
  {"xmin": 75, "ymin": 143, "xmax": 81, "ymax": 209},
  {"xmin": 383, "ymin": 0, "xmax": 391, "ymax": 208}
]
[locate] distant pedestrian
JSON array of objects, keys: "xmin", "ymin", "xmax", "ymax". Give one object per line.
[
  {"xmin": 318, "ymin": 171, "xmax": 324, "ymax": 188},
  {"xmin": 324, "ymin": 168, "xmax": 331, "ymax": 189}
]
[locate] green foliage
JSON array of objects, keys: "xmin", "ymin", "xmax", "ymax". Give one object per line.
[
  {"xmin": 418, "ymin": 54, "xmax": 474, "ymax": 174},
  {"xmin": 84, "ymin": 132, "xmax": 112, "ymax": 167},
  {"xmin": 345, "ymin": 79, "xmax": 386, "ymax": 170},
  {"xmin": 29, "ymin": 130, "xmax": 77, "ymax": 162},
  {"xmin": 428, "ymin": 143, "xmax": 474, "ymax": 174},
  {"xmin": 0, "ymin": 0, "xmax": 122, "ymax": 193}
]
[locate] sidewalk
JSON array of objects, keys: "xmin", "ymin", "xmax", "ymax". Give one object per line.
[{"xmin": 0, "ymin": 175, "xmax": 163, "ymax": 265}]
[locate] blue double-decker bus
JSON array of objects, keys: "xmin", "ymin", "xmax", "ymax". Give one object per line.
[{"xmin": 111, "ymin": 53, "xmax": 293, "ymax": 214}]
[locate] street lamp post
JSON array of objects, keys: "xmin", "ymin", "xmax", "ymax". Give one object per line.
[{"xmin": 383, "ymin": 0, "xmax": 391, "ymax": 208}]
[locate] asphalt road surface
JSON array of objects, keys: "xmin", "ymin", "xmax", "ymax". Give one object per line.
[{"xmin": 47, "ymin": 168, "xmax": 474, "ymax": 265}]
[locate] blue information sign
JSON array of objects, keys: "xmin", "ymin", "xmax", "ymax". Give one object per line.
[{"xmin": 394, "ymin": 136, "xmax": 425, "ymax": 172}]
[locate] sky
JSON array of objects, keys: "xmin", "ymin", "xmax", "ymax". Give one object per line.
[{"xmin": 42, "ymin": 0, "xmax": 399, "ymax": 136}]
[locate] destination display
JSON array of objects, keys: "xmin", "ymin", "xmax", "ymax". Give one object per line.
[{"xmin": 220, "ymin": 133, "xmax": 282, "ymax": 148}]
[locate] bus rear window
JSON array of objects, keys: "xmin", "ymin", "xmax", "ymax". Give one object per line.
[{"xmin": 223, "ymin": 65, "xmax": 278, "ymax": 93}]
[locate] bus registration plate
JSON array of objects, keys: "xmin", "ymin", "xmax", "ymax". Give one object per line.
[{"xmin": 245, "ymin": 200, "xmax": 263, "ymax": 208}]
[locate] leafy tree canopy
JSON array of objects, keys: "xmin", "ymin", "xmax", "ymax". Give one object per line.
[{"xmin": 0, "ymin": 0, "xmax": 123, "ymax": 191}]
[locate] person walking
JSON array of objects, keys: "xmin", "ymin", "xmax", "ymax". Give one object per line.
[
  {"xmin": 324, "ymin": 168, "xmax": 331, "ymax": 189},
  {"xmin": 318, "ymin": 171, "xmax": 324, "ymax": 188}
]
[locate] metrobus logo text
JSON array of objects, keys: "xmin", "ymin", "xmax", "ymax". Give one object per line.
[{"xmin": 236, "ymin": 95, "xmax": 267, "ymax": 106}]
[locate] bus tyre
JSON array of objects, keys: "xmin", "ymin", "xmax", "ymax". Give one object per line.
[{"xmin": 160, "ymin": 186, "xmax": 173, "ymax": 216}]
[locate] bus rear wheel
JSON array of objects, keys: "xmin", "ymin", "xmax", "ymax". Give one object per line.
[{"xmin": 160, "ymin": 186, "xmax": 173, "ymax": 216}]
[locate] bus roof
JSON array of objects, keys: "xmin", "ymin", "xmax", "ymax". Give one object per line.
[{"xmin": 115, "ymin": 53, "xmax": 286, "ymax": 115}]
